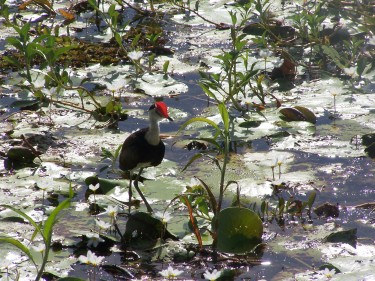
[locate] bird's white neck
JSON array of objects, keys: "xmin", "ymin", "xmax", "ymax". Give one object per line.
[{"xmin": 145, "ymin": 110, "xmax": 162, "ymax": 146}]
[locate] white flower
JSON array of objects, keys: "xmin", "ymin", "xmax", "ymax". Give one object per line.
[
  {"xmin": 203, "ymin": 268, "xmax": 222, "ymax": 280},
  {"xmin": 259, "ymin": 49, "xmax": 273, "ymax": 59},
  {"xmin": 95, "ymin": 219, "xmax": 111, "ymax": 230},
  {"xmin": 128, "ymin": 50, "xmax": 144, "ymax": 61},
  {"xmin": 154, "ymin": 211, "xmax": 173, "ymax": 224},
  {"xmin": 105, "ymin": 205, "xmax": 119, "ymax": 219},
  {"xmin": 78, "ymin": 250, "xmax": 105, "ymax": 266},
  {"xmin": 343, "ymin": 67, "xmax": 357, "ymax": 78},
  {"xmin": 89, "ymin": 183, "xmax": 100, "ymax": 192},
  {"xmin": 159, "ymin": 265, "xmax": 183, "ymax": 278},
  {"xmin": 86, "ymin": 233, "xmax": 104, "ymax": 248},
  {"xmin": 31, "ymin": 243, "xmax": 45, "ymax": 253},
  {"xmin": 321, "ymin": 268, "xmax": 336, "ymax": 279}
]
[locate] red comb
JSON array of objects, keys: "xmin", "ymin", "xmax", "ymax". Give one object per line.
[{"xmin": 155, "ymin": 102, "xmax": 168, "ymax": 117}]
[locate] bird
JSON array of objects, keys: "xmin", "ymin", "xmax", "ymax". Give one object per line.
[{"xmin": 119, "ymin": 101, "xmax": 173, "ymax": 213}]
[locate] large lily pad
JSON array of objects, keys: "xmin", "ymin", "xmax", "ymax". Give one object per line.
[{"xmin": 214, "ymin": 207, "xmax": 263, "ymax": 254}]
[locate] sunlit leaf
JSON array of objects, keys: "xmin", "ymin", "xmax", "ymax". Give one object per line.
[
  {"xmin": 294, "ymin": 106, "xmax": 317, "ymax": 124},
  {"xmin": 0, "ymin": 205, "xmax": 42, "ymax": 238},
  {"xmin": 279, "ymin": 106, "xmax": 316, "ymax": 124},
  {"xmin": 307, "ymin": 191, "xmax": 317, "ymax": 210},
  {"xmin": 43, "ymin": 198, "xmax": 71, "ymax": 243},
  {"xmin": 218, "ymin": 103, "xmax": 229, "ymax": 132},
  {"xmin": 324, "ymin": 228, "xmax": 357, "ymax": 248},
  {"xmin": 213, "ymin": 207, "xmax": 263, "ymax": 254},
  {"xmin": 178, "ymin": 117, "xmax": 221, "ymax": 137},
  {"xmin": 0, "ymin": 237, "xmax": 37, "ymax": 267}
]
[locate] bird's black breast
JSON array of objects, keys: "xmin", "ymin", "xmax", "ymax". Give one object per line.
[{"xmin": 119, "ymin": 128, "xmax": 165, "ymax": 171}]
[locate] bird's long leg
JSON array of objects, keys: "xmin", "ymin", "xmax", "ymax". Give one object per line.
[
  {"xmin": 128, "ymin": 171, "xmax": 133, "ymax": 213},
  {"xmin": 134, "ymin": 167, "xmax": 154, "ymax": 213}
]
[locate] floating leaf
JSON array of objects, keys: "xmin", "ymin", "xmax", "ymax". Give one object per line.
[
  {"xmin": 324, "ymin": 228, "xmax": 357, "ymax": 248},
  {"xmin": 10, "ymin": 99, "xmax": 39, "ymax": 109},
  {"xmin": 279, "ymin": 106, "xmax": 316, "ymax": 124},
  {"xmin": 294, "ymin": 106, "xmax": 317, "ymax": 124},
  {"xmin": 0, "ymin": 236, "xmax": 37, "ymax": 267},
  {"xmin": 213, "ymin": 207, "xmax": 263, "ymax": 254},
  {"xmin": 238, "ymin": 120, "xmax": 262, "ymax": 128},
  {"xmin": 123, "ymin": 212, "xmax": 178, "ymax": 249}
]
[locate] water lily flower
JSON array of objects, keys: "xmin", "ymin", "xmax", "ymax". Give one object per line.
[
  {"xmin": 154, "ymin": 211, "xmax": 173, "ymax": 224},
  {"xmin": 159, "ymin": 265, "xmax": 183, "ymax": 278},
  {"xmin": 105, "ymin": 205, "xmax": 118, "ymax": 220},
  {"xmin": 86, "ymin": 232, "xmax": 104, "ymax": 248},
  {"xmin": 203, "ymin": 268, "xmax": 222, "ymax": 281},
  {"xmin": 78, "ymin": 250, "xmax": 105, "ymax": 267},
  {"xmin": 95, "ymin": 219, "xmax": 111, "ymax": 230},
  {"xmin": 89, "ymin": 183, "xmax": 100, "ymax": 192},
  {"xmin": 259, "ymin": 49, "xmax": 273, "ymax": 59},
  {"xmin": 31, "ymin": 243, "xmax": 45, "ymax": 253},
  {"xmin": 128, "ymin": 50, "xmax": 144, "ymax": 61},
  {"xmin": 343, "ymin": 67, "xmax": 357, "ymax": 78},
  {"xmin": 320, "ymin": 268, "xmax": 336, "ymax": 279}
]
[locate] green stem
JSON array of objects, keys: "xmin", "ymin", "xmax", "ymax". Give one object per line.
[
  {"xmin": 217, "ymin": 132, "xmax": 229, "ymax": 213},
  {"xmin": 35, "ymin": 241, "xmax": 50, "ymax": 281}
]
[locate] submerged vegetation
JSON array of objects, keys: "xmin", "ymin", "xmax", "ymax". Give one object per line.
[{"xmin": 0, "ymin": 0, "xmax": 375, "ymax": 280}]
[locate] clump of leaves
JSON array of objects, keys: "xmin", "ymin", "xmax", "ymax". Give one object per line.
[{"xmin": 0, "ymin": 187, "xmax": 73, "ymax": 281}]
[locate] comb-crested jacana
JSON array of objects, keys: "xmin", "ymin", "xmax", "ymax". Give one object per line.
[{"xmin": 119, "ymin": 102, "xmax": 173, "ymax": 213}]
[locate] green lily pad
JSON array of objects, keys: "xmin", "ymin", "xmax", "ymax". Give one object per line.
[
  {"xmin": 214, "ymin": 207, "xmax": 263, "ymax": 254},
  {"xmin": 123, "ymin": 212, "xmax": 178, "ymax": 249},
  {"xmin": 324, "ymin": 228, "xmax": 357, "ymax": 248}
]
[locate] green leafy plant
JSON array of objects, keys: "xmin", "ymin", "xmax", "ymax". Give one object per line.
[
  {"xmin": 199, "ymin": 3, "xmax": 260, "ymax": 112},
  {"xmin": 4, "ymin": 22, "xmax": 43, "ymax": 84},
  {"xmin": 0, "ymin": 194, "xmax": 72, "ymax": 280},
  {"xmin": 179, "ymin": 101, "xmax": 263, "ymax": 254}
]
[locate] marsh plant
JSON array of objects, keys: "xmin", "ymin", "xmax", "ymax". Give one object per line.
[
  {"xmin": 1, "ymin": 6, "xmax": 107, "ymax": 113},
  {"xmin": 198, "ymin": 1, "xmax": 282, "ymax": 113},
  {"xmin": 0, "ymin": 195, "xmax": 72, "ymax": 281},
  {"xmin": 199, "ymin": 3, "xmax": 259, "ymax": 112}
]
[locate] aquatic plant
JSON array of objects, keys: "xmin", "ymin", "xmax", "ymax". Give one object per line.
[
  {"xmin": 159, "ymin": 265, "xmax": 183, "ymax": 279},
  {"xmin": 78, "ymin": 250, "xmax": 105, "ymax": 281},
  {"xmin": 0, "ymin": 196, "xmax": 71, "ymax": 281}
]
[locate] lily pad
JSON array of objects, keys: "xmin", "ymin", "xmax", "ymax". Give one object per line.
[
  {"xmin": 123, "ymin": 212, "xmax": 178, "ymax": 249},
  {"xmin": 324, "ymin": 228, "xmax": 357, "ymax": 248},
  {"xmin": 214, "ymin": 207, "xmax": 263, "ymax": 254},
  {"xmin": 279, "ymin": 106, "xmax": 317, "ymax": 124}
]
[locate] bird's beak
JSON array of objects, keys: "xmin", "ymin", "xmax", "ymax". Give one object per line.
[{"xmin": 167, "ymin": 116, "xmax": 173, "ymax": 122}]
